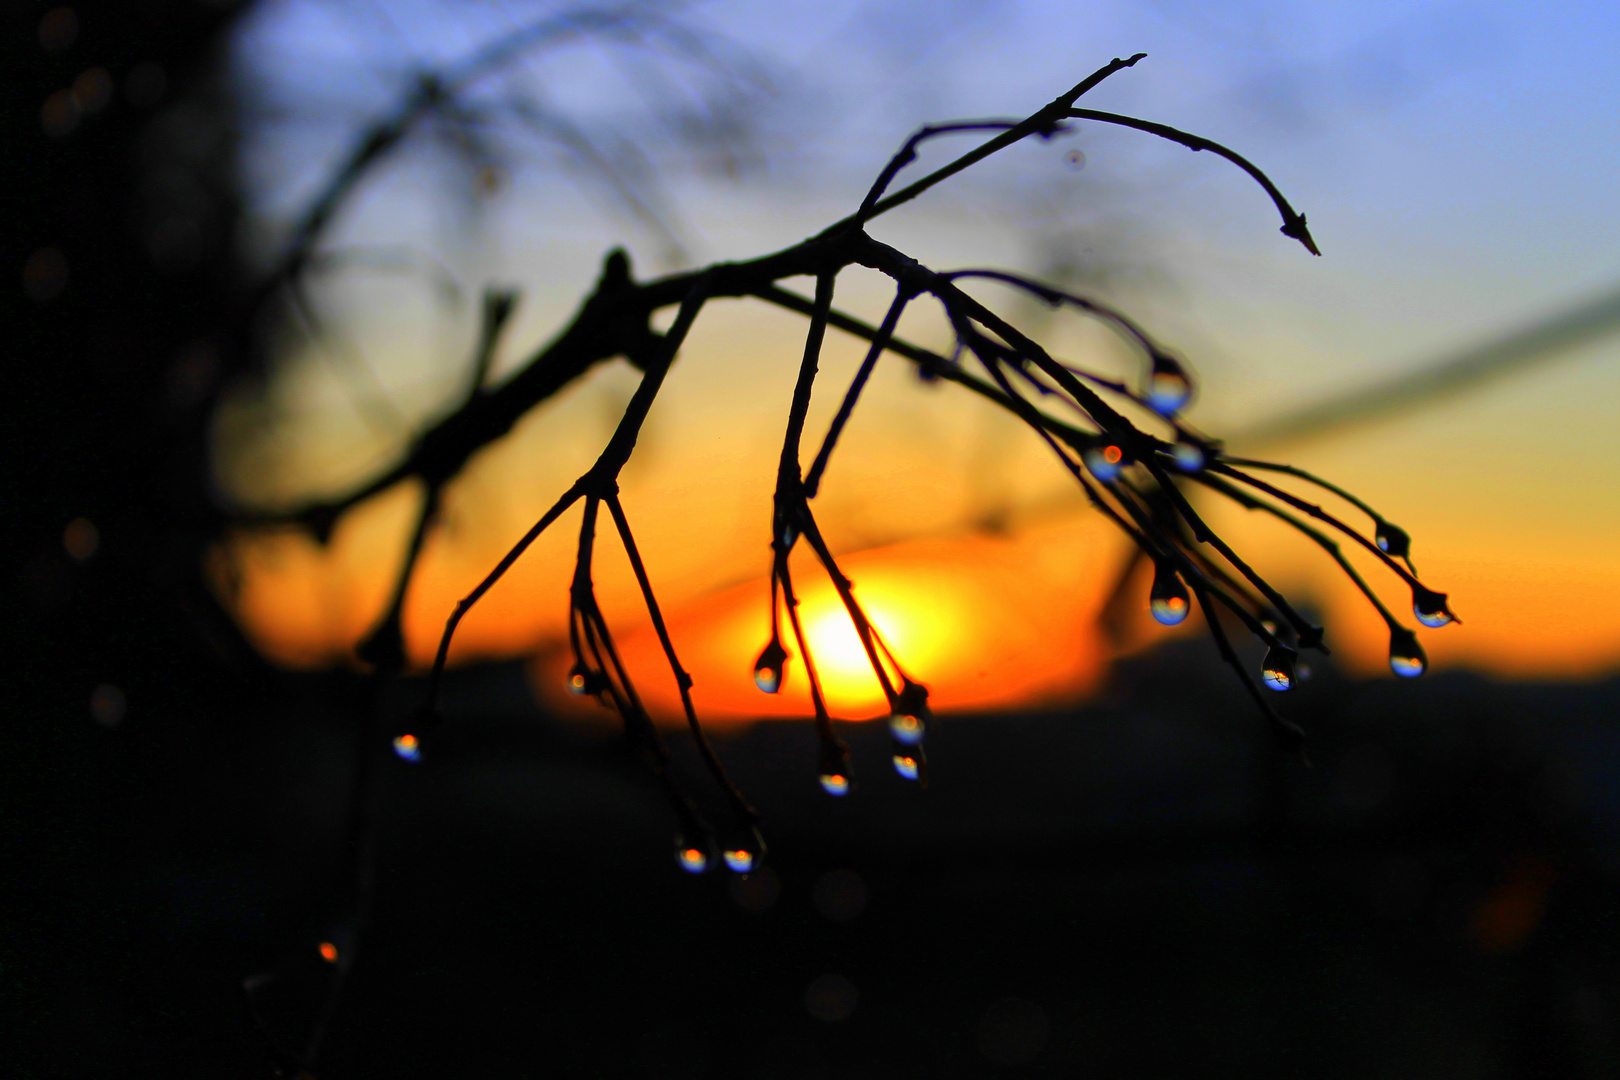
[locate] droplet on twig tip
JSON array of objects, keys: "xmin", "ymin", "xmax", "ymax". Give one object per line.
[
  {"xmin": 753, "ymin": 637, "xmax": 788, "ymax": 694},
  {"xmin": 1145, "ymin": 354, "xmax": 1192, "ymax": 416},
  {"xmin": 1261, "ymin": 646, "xmax": 1296, "ymax": 692},
  {"xmin": 1389, "ymin": 627, "xmax": 1426, "ymax": 677},
  {"xmin": 676, "ymin": 843, "xmax": 708, "ymax": 874},
  {"xmin": 1149, "ymin": 562, "xmax": 1191, "ymax": 626},
  {"xmin": 1412, "ymin": 585, "xmax": 1454, "ymax": 628}
]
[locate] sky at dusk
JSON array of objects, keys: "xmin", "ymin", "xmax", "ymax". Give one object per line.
[{"xmin": 213, "ymin": 0, "xmax": 1620, "ymax": 722}]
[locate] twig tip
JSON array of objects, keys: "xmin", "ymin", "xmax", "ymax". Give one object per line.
[{"xmin": 1281, "ymin": 213, "xmax": 1322, "ymax": 256}]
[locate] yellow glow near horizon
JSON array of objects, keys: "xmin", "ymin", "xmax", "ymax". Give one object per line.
[
  {"xmin": 212, "ymin": 275, "xmax": 1620, "ymax": 721},
  {"xmin": 535, "ymin": 526, "xmax": 1117, "ymax": 727}
]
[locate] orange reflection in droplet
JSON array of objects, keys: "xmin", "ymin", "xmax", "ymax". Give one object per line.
[{"xmin": 535, "ymin": 528, "xmax": 1115, "ymax": 727}]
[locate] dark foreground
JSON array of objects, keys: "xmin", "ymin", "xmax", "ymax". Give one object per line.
[{"xmin": 15, "ymin": 644, "xmax": 1620, "ymax": 1079}]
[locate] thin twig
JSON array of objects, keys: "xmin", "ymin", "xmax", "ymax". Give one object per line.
[
  {"xmin": 804, "ymin": 284, "xmax": 912, "ymax": 497},
  {"xmin": 606, "ymin": 494, "xmax": 757, "ymax": 823},
  {"xmin": 1066, "ymin": 108, "xmax": 1320, "ymax": 255},
  {"xmin": 827, "ymin": 54, "xmax": 1147, "ymax": 231}
]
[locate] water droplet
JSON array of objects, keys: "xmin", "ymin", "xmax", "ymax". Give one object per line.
[
  {"xmin": 1149, "ymin": 563, "xmax": 1190, "ymax": 626},
  {"xmin": 1389, "ymin": 628, "xmax": 1426, "ymax": 677},
  {"xmin": 392, "ymin": 733, "xmax": 421, "ymax": 762},
  {"xmin": 319, "ymin": 941, "xmax": 339, "ymax": 964},
  {"xmin": 1261, "ymin": 646, "xmax": 1296, "ymax": 692},
  {"xmin": 1145, "ymin": 355, "xmax": 1192, "ymax": 416},
  {"xmin": 753, "ymin": 638, "xmax": 787, "ymax": 694},
  {"xmin": 819, "ymin": 742, "xmax": 851, "ymax": 796},
  {"xmin": 819, "ymin": 773, "xmax": 850, "ymax": 796},
  {"xmin": 1083, "ymin": 443, "xmax": 1124, "ymax": 482},
  {"xmin": 1375, "ymin": 521, "xmax": 1411, "ymax": 559},
  {"xmin": 676, "ymin": 845, "xmax": 708, "ymax": 874},
  {"xmin": 1412, "ymin": 586, "xmax": 1453, "ymax": 628},
  {"xmin": 887, "ymin": 679, "xmax": 931, "ymax": 744},
  {"xmin": 723, "ymin": 848, "xmax": 756, "ymax": 874},
  {"xmin": 889, "ymin": 711, "xmax": 925, "ymax": 745},
  {"xmin": 1171, "ymin": 441, "xmax": 1205, "ymax": 473},
  {"xmin": 892, "ymin": 753, "xmax": 920, "ymax": 781},
  {"xmin": 567, "ymin": 662, "xmax": 609, "ymax": 696}
]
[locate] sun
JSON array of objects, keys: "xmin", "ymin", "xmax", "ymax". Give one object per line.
[{"xmin": 535, "ymin": 524, "xmax": 1120, "ymax": 727}]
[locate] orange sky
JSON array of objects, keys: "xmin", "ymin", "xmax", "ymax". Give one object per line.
[
  {"xmin": 212, "ymin": 0, "xmax": 1620, "ymax": 735},
  {"xmin": 212, "ymin": 149, "xmax": 1620, "ymax": 729},
  {"xmin": 216, "ymin": 335, "xmax": 1620, "ymax": 733}
]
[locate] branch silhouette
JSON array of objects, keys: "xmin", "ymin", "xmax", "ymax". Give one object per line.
[
  {"xmin": 235, "ymin": 50, "xmax": 1457, "ymax": 818},
  {"xmin": 234, "ymin": 55, "xmax": 1461, "ymax": 1071}
]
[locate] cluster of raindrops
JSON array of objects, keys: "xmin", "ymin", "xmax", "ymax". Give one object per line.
[
  {"xmin": 886, "ymin": 681, "xmax": 931, "ymax": 784},
  {"xmin": 754, "ymin": 629, "xmax": 934, "ymax": 794},
  {"xmin": 672, "ymin": 832, "xmax": 765, "ymax": 877},
  {"xmin": 1106, "ymin": 348, "xmax": 1453, "ymax": 688}
]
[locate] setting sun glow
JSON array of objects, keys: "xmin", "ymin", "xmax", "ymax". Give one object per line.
[{"xmin": 536, "ymin": 528, "xmax": 1117, "ymax": 727}]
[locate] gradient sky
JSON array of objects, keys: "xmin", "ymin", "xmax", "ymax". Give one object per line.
[{"xmin": 216, "ymin": 0, "xmax": 1620, "ymax": 721}]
